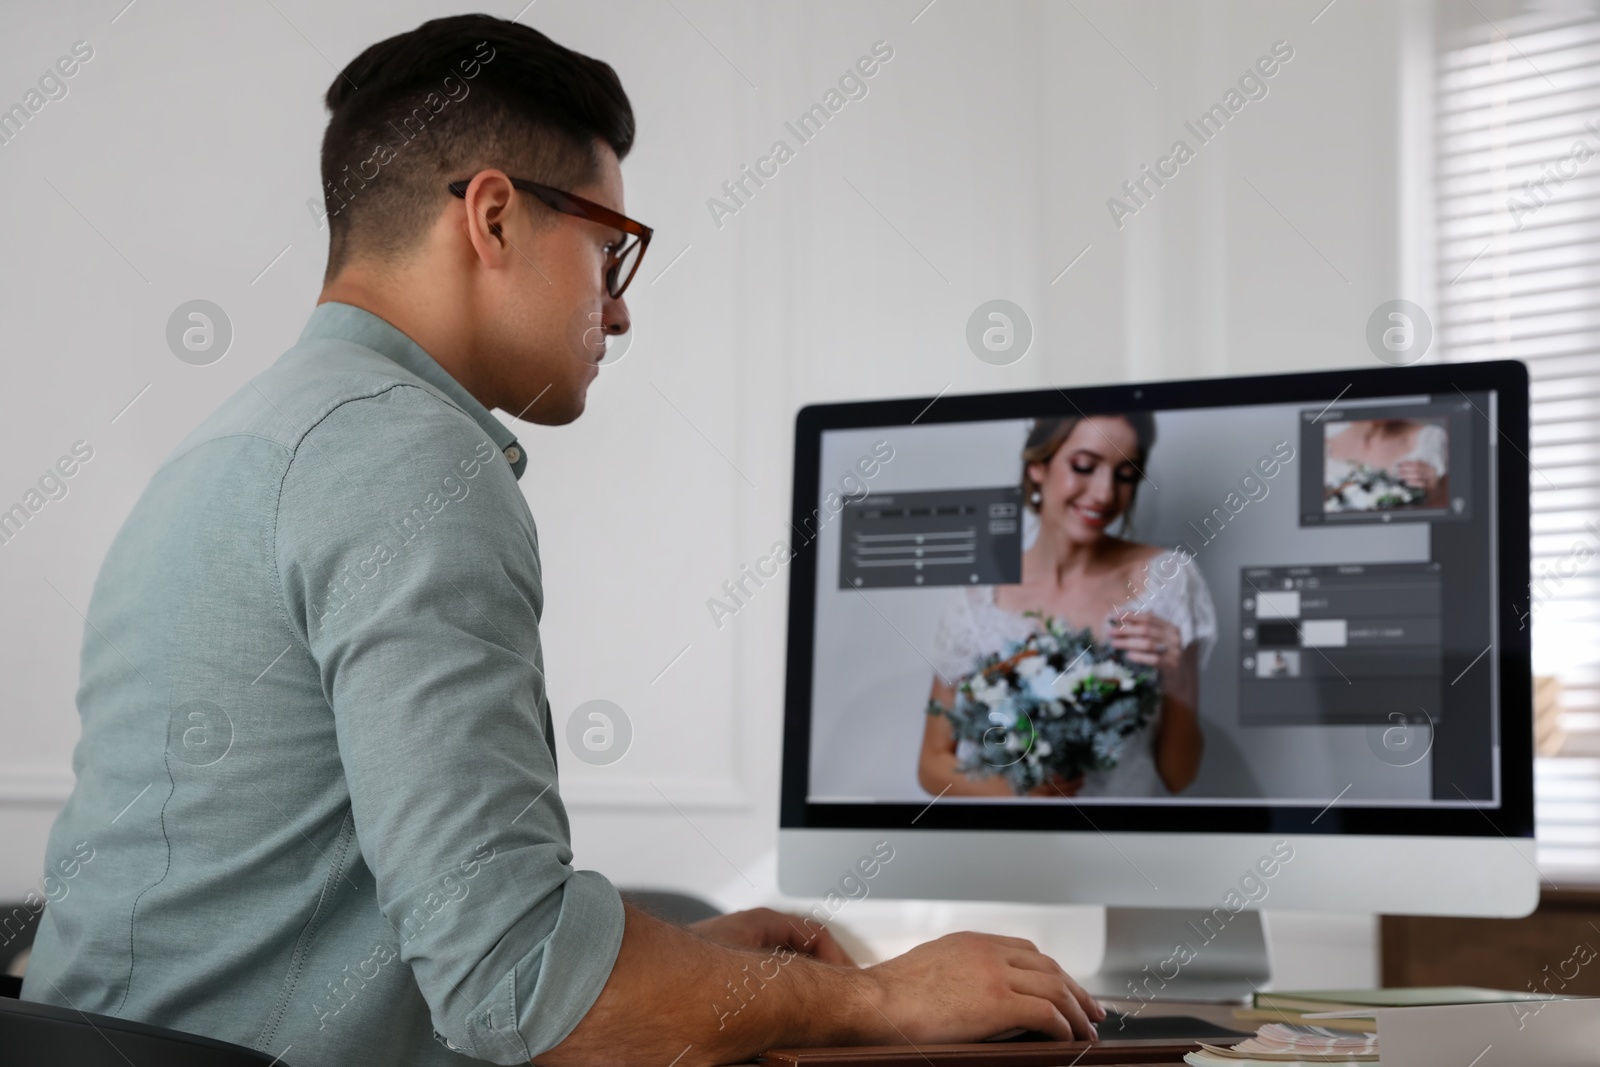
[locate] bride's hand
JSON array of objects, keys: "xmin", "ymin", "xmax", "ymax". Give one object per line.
[
  {"xmin": 1109, "ymin": 611, "xmax": 1183, "ymax": 675},
  {"xmin": 1393, "ymin": 459, "xmax": 1438, "ymax": 491}
]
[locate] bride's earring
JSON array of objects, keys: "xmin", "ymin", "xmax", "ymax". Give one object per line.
[{"xmin": 1030, "ymin": 490, "xmax": 1042, "ymax": 506}]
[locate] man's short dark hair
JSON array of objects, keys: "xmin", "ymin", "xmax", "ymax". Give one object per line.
[{"xmin": 318, "ymin": 13, "xmax": 634, "ymax": 279}]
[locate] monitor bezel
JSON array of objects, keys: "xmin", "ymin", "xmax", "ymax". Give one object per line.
[{"xmin": 779, "ymin": 359, "xmax": 1533, "ymax": 839}]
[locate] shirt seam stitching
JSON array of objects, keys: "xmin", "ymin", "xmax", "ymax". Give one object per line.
[
  {"xmin": 114, "ymin": 753, "xmax": 177, "ymax": 1017},
  {"xmin": 256, "ymin": 807, "xmax": 357, "ymax": 1050},
  {"xmin": 163, "ymin": 431, "xmax": 293, "ymax": 472},
  {"xmin": 290, "ymin": 339, "xmax": 495, "ymax": 447},
  {"xmin": 268, "ymin": 381, "xmax": 493, "ymax": 661}
]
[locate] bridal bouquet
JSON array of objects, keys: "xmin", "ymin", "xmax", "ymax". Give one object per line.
[
  {"xmin": 930, "ymin": 611, "xmax": 1160, "ymax": 794},
  {"xmin": 1325, "ymin": 463, "xmax": 1425, "ymax": 512}
]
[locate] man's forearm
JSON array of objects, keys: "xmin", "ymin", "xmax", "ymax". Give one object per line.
[{"xmin": 538, "ymin": 902, "xmax": 882, "ymax": 1066}]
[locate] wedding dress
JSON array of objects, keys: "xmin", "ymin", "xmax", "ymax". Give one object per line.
[{"xmin": 930, "ymin": 549, "xmax": 1217, "ymax": 797}]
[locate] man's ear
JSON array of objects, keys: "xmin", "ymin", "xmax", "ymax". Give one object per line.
[{"xmin": 460, "ymin": 169, "xmax": 518, "ymax": 260}]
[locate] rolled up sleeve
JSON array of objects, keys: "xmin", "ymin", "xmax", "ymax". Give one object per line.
[{"xmin": 275, "ymin": 384, "xmax": 623, "ymax": 1062}]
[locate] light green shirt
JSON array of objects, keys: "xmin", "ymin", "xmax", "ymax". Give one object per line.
[{"xmin": 23, "ymin": 302, "xmax": 625, "ymax": 1066}]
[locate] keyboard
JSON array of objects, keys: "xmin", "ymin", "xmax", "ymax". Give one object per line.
[{"xmin": 988, "ymin": 1009, "xmax": 1251, "ymax": 1043}]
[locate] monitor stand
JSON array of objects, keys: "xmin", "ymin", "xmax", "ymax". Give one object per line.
[{"xmin": 1084, "ymin": 907, "xmax": 1270, "ymax": 1004}]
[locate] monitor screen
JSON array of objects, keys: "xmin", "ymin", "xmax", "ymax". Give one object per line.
[{"xmin": 780, "ymin": 362, "xmax": 1532, "ymax": 838}]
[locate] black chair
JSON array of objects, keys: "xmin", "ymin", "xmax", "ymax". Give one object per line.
[
  {"xmin": 0, "ymin": 898, "xmax": 42, "ymax": 978},
  {"xmin": 1, "ymin": 978, "xmax": 284, "ymax": 1066},
  {"xmin": 619, "ymin": 888, "xmax": 723, "ymax": 924}
]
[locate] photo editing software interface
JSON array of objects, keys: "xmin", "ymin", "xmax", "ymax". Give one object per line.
[{"xmin": 805, "ymin": 391, "xmax": 1500, "ymax": 808}]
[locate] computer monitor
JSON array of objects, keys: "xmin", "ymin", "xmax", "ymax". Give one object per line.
[{"xmin": 777, "ymin": 360, "xmax": 1535, "ymax": 998}]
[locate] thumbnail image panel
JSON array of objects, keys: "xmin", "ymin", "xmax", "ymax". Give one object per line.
[{"xmin": 1297, "ymin": 400, "xmax": 1476, "ymax": 528}]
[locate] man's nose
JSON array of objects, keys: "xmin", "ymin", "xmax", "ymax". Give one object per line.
[{"xmin": 601, "ymin": 294, "xmax": 630, "ymax": 340}]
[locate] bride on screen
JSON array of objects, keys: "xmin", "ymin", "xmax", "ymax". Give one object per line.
[{"xmin": 917, "ymin": 414, "xmax": 1216, "ymax": 798}]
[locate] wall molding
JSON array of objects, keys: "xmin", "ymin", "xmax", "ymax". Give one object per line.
[
  {"xmin": 558, "ymin": 774, "xmax": 750, "ymax": 810},
  {"xmin": 0, "ymin": 765, "xmax": 749, "ymax": 810},
  {"xmin": 0, "ymin": 767, "xmax": 73, "ymax": 805}
]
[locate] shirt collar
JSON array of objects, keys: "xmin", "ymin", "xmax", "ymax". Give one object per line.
[{"xmin": 298, "ymin": 301, "xmax": 527, "ymax": 480}]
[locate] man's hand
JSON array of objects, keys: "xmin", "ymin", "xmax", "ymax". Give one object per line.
[
  {"xmin": 863, "ymin": 931, "xmax": 1104, "ymax": 1043},
  {"xmin": 539, "ymin": 906, "xmax": 1105, "ymax": 1067},
  {"xmin": 690, "ymin": 907, "xmax": 857, "ymax": 966}
]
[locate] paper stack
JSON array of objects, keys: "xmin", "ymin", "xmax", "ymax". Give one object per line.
[
  {"xmin": 1182, "ymin": 986, "xmax": 1589, "ymax": 1067},
  {"xmin": 1184, "ymin": 1022, "xmax": 1381, "ymax": 1066}
]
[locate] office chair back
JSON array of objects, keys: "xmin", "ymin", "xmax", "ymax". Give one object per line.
[{"xmin": 0, "ymin": 987, "xmax": 286, "ymax": 1067}]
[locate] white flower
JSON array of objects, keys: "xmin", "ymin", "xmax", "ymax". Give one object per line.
[
  {"xmin": 1049, "ymin": 667, "xmax": 1087, "ymax": 701},
  {"xmin": 969, "ymin": 675, "xmax": 1009, "ymax": 705},
  {"xmin": 1100, "ymin": 660, "xmax": 1134, "ymax": 682},
  {"xmin": 1048, "ymin": 658, "xmax": 1132, "ymax": 700},
  {"xmin": 1014, "ymin": 654, "xmax": 1047, "ymax": 679},
  {"xmin": 1025, "ymin": 671, "xmax": 1061, "ymax": 703}
]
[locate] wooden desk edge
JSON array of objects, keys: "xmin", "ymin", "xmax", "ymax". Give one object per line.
[{"xmin": 758, "ymin": 1036, "xmax": 1201, "ymax": 1066}]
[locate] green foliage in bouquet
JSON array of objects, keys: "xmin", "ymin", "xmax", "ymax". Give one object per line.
[
  {"xmin": 1325, "ymin": 462, "xmax": 1425, "ymax": 512},
  {"xmin": 927, "ymin": 611, "xmax": 1161, "ymax": 795}
]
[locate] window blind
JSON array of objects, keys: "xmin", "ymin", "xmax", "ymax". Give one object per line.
[{"xmin": 1436, "ymin": 9, "xmax": 1600, "ymax": 873}]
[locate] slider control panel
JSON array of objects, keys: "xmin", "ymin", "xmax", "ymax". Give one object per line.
[{"xmin": 838, "ymin": 487, "xmax": 1023, "ymax": 590}]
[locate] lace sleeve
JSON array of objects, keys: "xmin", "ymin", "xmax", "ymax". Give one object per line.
[
  {"xmin": 1159, "ymin": 553, "xmax": 1218, "ymax": 671},
  {"xmin": 1403, "ymin": 422, "xmax": 1449, "ymax": 476},
  {"xmin": 930, "ymin": 588, "xmax": 983, "ymax": 686}
]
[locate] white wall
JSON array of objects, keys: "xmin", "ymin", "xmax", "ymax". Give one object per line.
[{"xmin": 0, "ymin": 0, "xmax": 1428, "ymax": 987}]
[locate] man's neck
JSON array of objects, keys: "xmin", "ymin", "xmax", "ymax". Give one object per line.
[{"xmin": 318, "ymin": 269, "xmax": 497, "ymax": 410}]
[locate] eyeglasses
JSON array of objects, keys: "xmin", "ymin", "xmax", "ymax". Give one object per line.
[{"xmin": 447, "ymin": 176, "xmax": 653, "ymax": 299}]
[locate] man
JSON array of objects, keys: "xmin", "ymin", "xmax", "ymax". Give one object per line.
[{"xmin": 22, "ymin": 14, "xmax": 1102, "ymax": 1066}]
